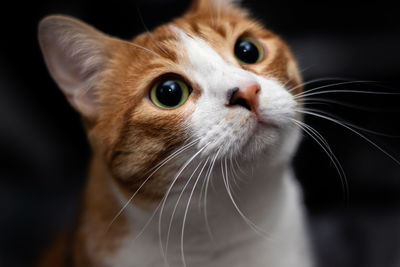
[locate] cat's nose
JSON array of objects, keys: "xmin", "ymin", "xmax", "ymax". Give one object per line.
[{"xmin": 227, "ymin": 84, "xmax": 261, "ymax": 113}]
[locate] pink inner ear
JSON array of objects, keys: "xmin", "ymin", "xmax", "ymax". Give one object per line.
[{"xmin": 38, "ymin": 15, "xmax": 110, "ymax": 119}]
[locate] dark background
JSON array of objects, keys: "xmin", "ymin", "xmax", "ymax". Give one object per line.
[{"xmin": 0, "ymin": 0, "xmax": 399, "ymax": 266}]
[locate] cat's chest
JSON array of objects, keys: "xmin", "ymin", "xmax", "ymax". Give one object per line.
[
  {"xmin": 105, "ymin": 219, "xmax": 311, "ymax": 267},
  {"xmin": 107, "ymin": 230, "xmax": 266, "ymax": 267},
  {"xmin": 104, "ymin": 198, "xmax": 257, "ymax": 267},
  {"xmin": 90, "ymin": 169, "xmax": 312, "ymax": 267}
]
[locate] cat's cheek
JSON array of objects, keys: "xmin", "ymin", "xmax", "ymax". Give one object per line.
[
  {"xmin": 255, "ymin": 78, "xmax": 298, "ymax": 125},
  {"xmin": 97, "ymin": 100, "xmax": 197, "ymax": 200}
]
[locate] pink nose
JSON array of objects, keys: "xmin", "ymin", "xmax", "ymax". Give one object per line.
[{"xmin": 228, "ymin": 84, "xmax": 261, "ymax": 113}]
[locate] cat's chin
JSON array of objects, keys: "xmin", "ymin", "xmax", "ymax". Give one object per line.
[
  {"xmin": 241, "ymin": 122, "xmax": 283, "ymax": 158},
  {"xmin": 257, "ymin": 117, "xmax": 279, "ymax": 131}
]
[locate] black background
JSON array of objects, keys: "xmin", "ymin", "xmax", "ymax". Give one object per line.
[{"xmin": 0, "ymin": 0, "xmax": 399, "ymax": 266}]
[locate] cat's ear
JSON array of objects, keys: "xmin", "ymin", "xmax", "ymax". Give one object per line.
[
  {"xmin": 188, "ymin": 0, "xmax": 243, "ymax": 16},
  {"xmin": 38, "ymin": 15, "xmax": 112, "ymax": 118},
  {"xmin": 189, "ymin": 0, "xmax": 242, "ymax": 11}
]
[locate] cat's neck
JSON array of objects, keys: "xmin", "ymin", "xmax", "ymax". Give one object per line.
[{"xmin": 75, "ymin": 154, "xmax": 311, "ymax": 267}]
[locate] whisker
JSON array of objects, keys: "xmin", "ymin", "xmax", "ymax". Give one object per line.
[
  {"xmin": 106, "ymin": 139, "xmax": 199, "ymax": 231},
  {"xmin": 228, "ymin": 151, "xmax": 241, "ymax": 189},
  {"xmin": 300, "ymin": 107, "xmax": 400, "ymax": 138},
  {"xmin": 224, "ymin": 157, "xmax": 239, "ymax": 198},
  {"xmin": 202, "ymin": 148, "xmax": 221, "ymax": 243},
  {"xmin": 294, "ymin": 83, "xmax": 400, "ymax": 100},
  {"xmin": 233, "ymin": 152, "xmax": 246, "ymax": 176},
  {"xmin": 165, "ymin": 159, "xmax": 208, "ymax": 257},
  {"xmin": 287, "ymin": 77, "xmax": 360, "ymax": 93},
  {"xmin": 297, "ymin": 109, "xmax": 400, "ymax": 166},
  {"xmin": 129, "ymin": 158, "xmax": 205, "ymax": 246},
  {"xmin": 180, "ymin": 154, "xmax": 208, "ymax": 267},
  {"xmin": 136, "ymin": 7, "xmax": 169, "ymax": 55},
  {"xmin": 143, "ymin": 138, "xmax": 201, "ymax": 176},
  {"xmin": 220, "ymin": 154, "xmax": 269, "ymax": 237},
  {"xmin": 158, "ymin": 142, "xmax": 210, "ymax": 266},
  {"xmin": 291, "ymin": 118, "xmax": 349, "ymax": 201},
  {"xmin": 199, "ymin": 148, "xmax": 220, "ymax": 207},
  {"xmin": 130, "ymin": 42, "xmax": 162, "ymax": 58},
  {"xmin": 198, "ymin": 160, "xmax": 210, "ymax": 210},
  {"xmin": 300, "ymin": 97, "xmax": 400, "ymax": 113},
  {"xmin": 294, "ymin": 80, "xmax": 371, "ymax": 98}
]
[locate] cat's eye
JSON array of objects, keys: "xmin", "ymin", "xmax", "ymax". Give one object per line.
[
  {"xmin": 150, "ymin": 78, "xmax": 191, "ymax": 109},
  {"xmin": 234, "ymin": 36, "xmax": 265, "ymax": 65}
]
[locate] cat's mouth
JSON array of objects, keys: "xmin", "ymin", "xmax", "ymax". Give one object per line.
[
  {"xmin": 197, "ymin": 111, "xmax": 282, "ymax": 160},
  {"xmin": 247, "ymin": 109, "xmax": 280, "ymax": 134}
]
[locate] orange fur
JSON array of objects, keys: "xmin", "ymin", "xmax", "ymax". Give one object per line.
[{"xmin": 37, "ymin": 0, "xmax": 303, "ymax": 266}]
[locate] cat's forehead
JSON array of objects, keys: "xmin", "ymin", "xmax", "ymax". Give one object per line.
[
  {"xmin": 133, "ymin": 10, "xmax": 272, "ymax": 57},
  {"xmin": 126, "ymin": 6, "xmax": 298, "ymax": 90}
]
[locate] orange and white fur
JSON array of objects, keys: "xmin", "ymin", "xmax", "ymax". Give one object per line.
[{"xmin": 38, "ymin": 0, "xmax": 314, "ymax": 266}]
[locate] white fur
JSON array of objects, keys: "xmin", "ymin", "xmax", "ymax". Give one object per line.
[
  {"xmin": 174, "ymin": 29, "xmax": 300, "ymax": 162},
  {"xmin": 101, "ymin": 28, "xmax": 314, "ymax": 267}
]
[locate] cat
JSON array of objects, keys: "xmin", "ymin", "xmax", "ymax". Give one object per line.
[{"xmin": 37, "ymin": 0, "xmax": 314, "ymax": 266}]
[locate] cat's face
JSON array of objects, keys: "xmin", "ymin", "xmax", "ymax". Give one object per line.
[{"xmin": 39, "ymin": 0, "xmax": 302, "ymax": 200}]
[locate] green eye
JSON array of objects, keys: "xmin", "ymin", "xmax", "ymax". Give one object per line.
[
  {"xmin": 234, "ymin": 36, "xmax": 265, "ymax": 65},
  {"xmin": 150, "ymin": 78, "xmax": 191, "ymax": 109}
]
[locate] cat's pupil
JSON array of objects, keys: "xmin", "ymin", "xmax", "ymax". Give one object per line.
[
  {"xmin": 156, "ymin": 80, "xmax": 183, "ymax": 107},
  {"xmin": 234, "ymin": 39, "xmax": 259, "ymax": 64}
]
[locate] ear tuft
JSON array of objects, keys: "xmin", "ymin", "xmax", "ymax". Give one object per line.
[{"xmin": 38, "ymin": 15, "xmax": 112, "ymax": 118}]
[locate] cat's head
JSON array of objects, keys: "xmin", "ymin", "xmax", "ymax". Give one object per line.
[{"xmin": 39, "ymin": 0, "xmax": 302, "ymax": 199}]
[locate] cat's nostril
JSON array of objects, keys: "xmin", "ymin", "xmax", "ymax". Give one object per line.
[
  {"xmin": 230, "ymin": 94, "xmax": 252, "ymax": 111},
  {"xmin": 228, "ymin": 87, "xmax": 240, "ymax": 104},
  {"xmin": 227, "ymin": 84, "xmax": 260, "ymax": 112}
]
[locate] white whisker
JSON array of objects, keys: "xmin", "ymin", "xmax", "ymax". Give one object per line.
[
  {"xmin": 291, "ymin": 118, "xmax": 349, "ymax": 201},
  {"xmin": 165, "ymin": 159, "xmax": 208, "ymax": 257},
  {"xmin": 136, "ymin": 7, "xmax": 170, "ymax": 55},
  {"xmin": 221, "ymin": 155, "xmax": 269, "ymax": 237},
  {"xmin": 129, "ymin": 42, "xmax": 162, "ymax": 58},
  {"xmin": 297, "ymin": 109, "xmax": 400, "ymax": 166},
  {"xmin": 158, "ymin": 142, "xmax": 210, "ymax": 266},
  {"xmin": 202, "ymin": 148, "xmax": 221, "ymax": 242},
  {"xmin": 180, "ymin": 154, "xmax": 208, "ymax": 267},
  {"xmin": 228, "ymin": 150, "xmax": 241, "ymax": 189},
  {"xmin": 107, "ymin": 139, "xmax": 199, "ymax": 232},
  {"xmin": 287, "ymin": 77, "xmax": 358, "ymax": 93},
  {"xmin": 294, "ymin": 82, "xmax": 399, "ymax": 100},
  {"xmin": 301, "ymin": 106, "xmax": 400, "ymax": 138}
]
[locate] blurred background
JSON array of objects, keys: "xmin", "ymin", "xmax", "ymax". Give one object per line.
[{"xmin": 0, "ymin": 0, "xmax": 399, "ymax": 266}]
